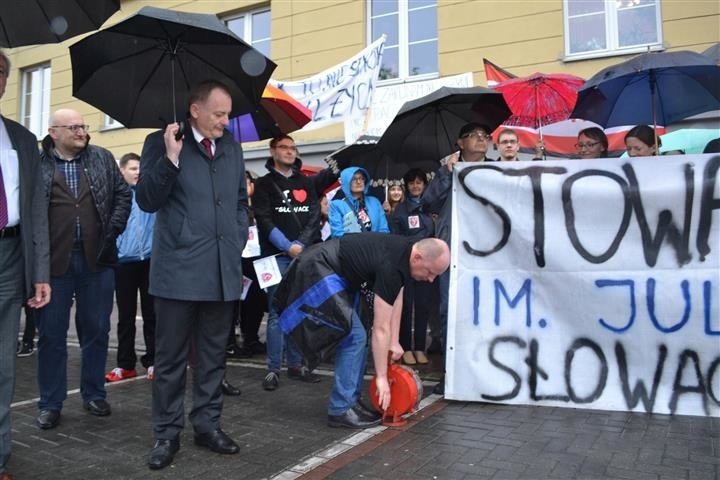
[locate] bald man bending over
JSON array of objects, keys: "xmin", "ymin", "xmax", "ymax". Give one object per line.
[{"xmin": 274, "ymin": 233, "xmax": 450, "ymax": 428}]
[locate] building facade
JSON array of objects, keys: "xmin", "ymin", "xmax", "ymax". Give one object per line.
[{"xmin": 2, "ymin": 0, "xmax": 718, "ymax": 171}]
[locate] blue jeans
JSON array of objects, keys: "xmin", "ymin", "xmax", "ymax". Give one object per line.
[
  {"xmin": 36, "ymin": 249, "xmax": 114, "ymax": 411},
  {"xmin": 266, "ymin": 255, "xmax": 302, "ymax": 372},
  {"xmin": 328, "ymin": 295, "xmax": 367, "ymax": 416}
]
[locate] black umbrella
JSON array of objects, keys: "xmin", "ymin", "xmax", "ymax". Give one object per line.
[
  {"xmin": 325, "ymin": 135, "xmax": 438, "ymax": 187},
  {"xmin": 571, "ymin": 50, "xmax": 720, "ymax": 130},
  {"xmin": 69, "ymin": 6, "xmax": 276, "ymax": 128},
  {"xmin": 0, "ymin": 0, "xmax": 119, "ymax": 48},
  {"xmin": 377, "ymin": 86, "xmax": 512, "ymax": 167}
]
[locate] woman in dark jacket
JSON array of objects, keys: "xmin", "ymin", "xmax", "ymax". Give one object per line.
[{"xmin": 391, "ymin": 168, "xmax": 436, "ymax": 365}]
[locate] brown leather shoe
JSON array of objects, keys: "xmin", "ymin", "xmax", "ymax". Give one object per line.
[
  {"xmin": 402, "ymin": 351, "xmax": 416, "ymax": 365},
  {"xmin": 414, "ymin": 351, "xmax": 429, "ymax": 364}
]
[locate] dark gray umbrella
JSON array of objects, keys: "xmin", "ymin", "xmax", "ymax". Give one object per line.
[
  {"xmin": 377, "ymin": 86, "xmax": 512, "ymax": 166},
  {"xmin": 0, "ymin": 0, "xmax": 119, "ymax": 48},
  {"xmin": 69, "ymin": 6, "xmax": 276, "ymax": 128}
]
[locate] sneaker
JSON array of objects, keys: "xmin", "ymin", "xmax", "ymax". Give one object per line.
[
  {"xmin": 262, "ymin": 371, "xmax": 279, "ymax": 391},
  {"xmin": 146, "ymin": 366, "xmax": 155, "ymax": 381},
  {"xmin": 105, "ymin": 367, "xmax": 138, "ymax": 383},
  {"xmin": 287, "ymin": 366, "xmax": 321, "ymax": 383},
  {"xmin": 17, "ymin": 342, "xmax": 34, "ymax": 357}
]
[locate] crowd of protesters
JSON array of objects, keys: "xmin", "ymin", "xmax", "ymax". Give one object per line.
[{"xmin": 2, "ymin": 57, "xmax": 719, "ymax": 477}]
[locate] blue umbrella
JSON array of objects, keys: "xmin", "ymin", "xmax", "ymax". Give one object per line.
[
  {"xmin": 571, "ymin": 51, "xmax": 720, "ymax": 130},
  {"xmin": 703, "ymin": 43, "xmax": 719, "ymax": 65}
]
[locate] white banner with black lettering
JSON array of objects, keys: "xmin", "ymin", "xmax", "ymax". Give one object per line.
[
  {"xmin": 270, "ymin": 35, "xmax": 385, "ymax": 131},
  {"xmin": 446, "ymin": 154, "xmax": 720, "ymax": 417}
]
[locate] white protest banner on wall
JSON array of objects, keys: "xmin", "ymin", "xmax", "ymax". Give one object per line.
[
  {"xmin": 271, "ymin": 35, "xmax": 385, "ymax": 132},
  {"xmin": 344, "ymin": 72, "xmax": 473, "ymax": 144},
  {"xmin": 446, "ymin": 154, "xmax": 720, "ymax": 417}
]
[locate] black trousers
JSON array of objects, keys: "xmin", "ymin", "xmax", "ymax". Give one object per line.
[
  {"xmin": 399, "ymin": 278, "xmax": 438, "ymax": 351},
  {"xmin": 152, "ymin": 297, "xmax": 233, "ymax": 439},
  {"xmin": 114, "ymin": 260, "xmax": 155, "ymax": 369},
  {"xmin": 237, "ymin": 256, "xmax": 266, "ymax": 346}
]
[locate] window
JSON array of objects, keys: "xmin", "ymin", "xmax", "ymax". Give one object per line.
[
  {"xmin": 103, "ymin": 115, "xmax": 123, "ymax": 130},
  {"xmin": 226, "ymin": 8, "xmax": 271, "ymax": 58},
  {"xmin": 20, "ymin": 64, "xmax": 51, "ymax": 138},
  {"xmin": 369, "ymin": 0, "xmax": 438, "ymax": 81},
  {"xmin": 564, "ymin": 0, "xmax": 662, "ymax": 59}
]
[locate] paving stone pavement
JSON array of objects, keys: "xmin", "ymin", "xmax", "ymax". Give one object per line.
[{"xmin": 8, "ymin": 320, "xmax": 719, "ymax": 479}]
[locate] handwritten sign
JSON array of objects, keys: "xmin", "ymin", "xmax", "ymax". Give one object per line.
[
  {"xmin": 271, "ymin": 35, "xmax": 385, "ymax": 132},
  {"xmin": 253, "ymin": 255, "xmax": 282, "ymax": 290},
  {"xmin": 446, "ymin": 154, "xmax": 720, "ymax": 417},
  {"xmin": 344, "ymin": 72, "xmax": 473, "ymax": 143}
]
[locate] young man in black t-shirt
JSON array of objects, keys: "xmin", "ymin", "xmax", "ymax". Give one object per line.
[{"xmin": 275, "ymin": 232, "xmax": 450, "ymax": 428}]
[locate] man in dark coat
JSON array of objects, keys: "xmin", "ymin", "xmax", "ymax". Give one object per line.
[
  {"xmin": 136, "ymin": 80, "xmax": 249, "ymax": 470},
  {"xmin": 34, "ymin": 108, "xmax": 131, "ymax": 431},
  {"xmin": 275, "ymin": 233, "xmax": 449, "ymax": 428},
  {"xmin": 0, "ymin": 49, "xmax": 51, "ymax": 480}
]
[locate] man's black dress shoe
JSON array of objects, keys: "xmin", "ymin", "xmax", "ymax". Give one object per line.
[
  {"xmin": 147, "ymin": 439, "xmax": 180, "ymax": 470},
  {"xmin": 36, "ymin": 409, "xmax": 61, "ymax": 430},
  {"xmin": 221, "ymin": 378, "xmax": 241, "ymax": 396},
  {"xmin": 83, "ymin": 399, "xmax": 111, "ymax": 416},
  {"xmin": 194, "ymin": 429, "xmax": 239, "ymax": 454},
  {"xmin": 328, "ymin": 405, "xmax": 382, "ymax": 429}
]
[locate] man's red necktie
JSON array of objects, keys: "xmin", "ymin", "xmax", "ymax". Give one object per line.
[
  {"xmin": 0, "ymin": 163, "xmax": 8, "ymax": 230},
  {"xmin": 201, "ymin": 138, "xmax": 213, "ymax": 158}
]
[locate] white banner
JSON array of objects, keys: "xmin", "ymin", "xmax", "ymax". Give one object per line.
[
  {"xmin": 271, "ymin": 35, "xmax": 385, "ymax": 131},
  {"xmin": 446, "ymin": 154, "xmax": 720, "ymax": 417},
  {"xmin": 344, "ymin": 72, "xmax": 473, "ymax": 144}
]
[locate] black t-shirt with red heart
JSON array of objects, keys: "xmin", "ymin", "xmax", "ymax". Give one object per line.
[{"xmin": 254, "ymin": 166, "xmax": 322, "ymax": 256}]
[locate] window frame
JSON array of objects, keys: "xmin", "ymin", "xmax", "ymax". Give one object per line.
[
  {"xmin": 102, "ymin": 115, "xmax": 123, "ymax": 131},
  {"xmin": 563, "ymin": 0, "xmax": 664, "ymax": 62},
  {"xmin": 367, "ymin": 0, "xmax": 439, "ymax": 85},
  {"xmin": 224, "ymin": 7, "xmax": 271, "ymax": 58},
  {"xmin": 20, "ymin": 63, "xmax": 51, "ymax": 138}
]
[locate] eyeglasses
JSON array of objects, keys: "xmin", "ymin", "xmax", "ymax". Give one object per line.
[
  {"xmin": 351, "ymin": 176, "xmax": 365, "ymax": 183},
  {"xmin": 274, "ymin": 144, "xmax": 297, "ymax": 152},
  {"xmin": 51, "ymin": 124, "xmax": 90, "ymax": 133},
  {"xmin": 461, "ymin": 131, "xmax": 491, "ymax": 141},
  {"xmin": 575, "ymin": 141, "xmax": 600, "ymax": 149},
  {"xmin": 498, "ymin": 139, "xmax": 518, "ymax": 145}
]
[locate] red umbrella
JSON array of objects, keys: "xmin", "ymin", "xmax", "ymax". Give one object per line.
[
  {"xmin": 228, "ymin": 84, "xmax": 312, "ymax": 142},
  {"xmin": 495, "ymin": 72, "xmax": 585, "ymax": 131}
]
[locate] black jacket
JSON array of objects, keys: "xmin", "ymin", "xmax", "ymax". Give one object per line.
[{"xmin": 253, "ymin": 157, "xmax": 321, "ymax": 256}]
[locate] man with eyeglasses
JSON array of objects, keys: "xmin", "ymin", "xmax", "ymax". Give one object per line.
[
  {"xmin": 0, "ymin": 49, "xmax": 51, "ymax": 480},
  {"xmin": 253, "ymin": 134, "xmax": 322, "ymax": 391},
  {"xmin": 420, "ymin": 122, "xmax": 495, "ymax": 394},
  {"xmin": 496, "ymin": 128, "xmax": 521, "ymax": 161},
  {"xmin": 33, "ymin": 108, "xmax": 131, "ymax": 431}
]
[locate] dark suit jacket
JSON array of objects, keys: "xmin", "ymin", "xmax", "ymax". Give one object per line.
[
  {"xmin": 136, "ymin": 128, "xmax": 249, "ymax": 302},
  {"xmin": 2, "ymin": 116, "xmax": 48, "ymax": 295}
]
